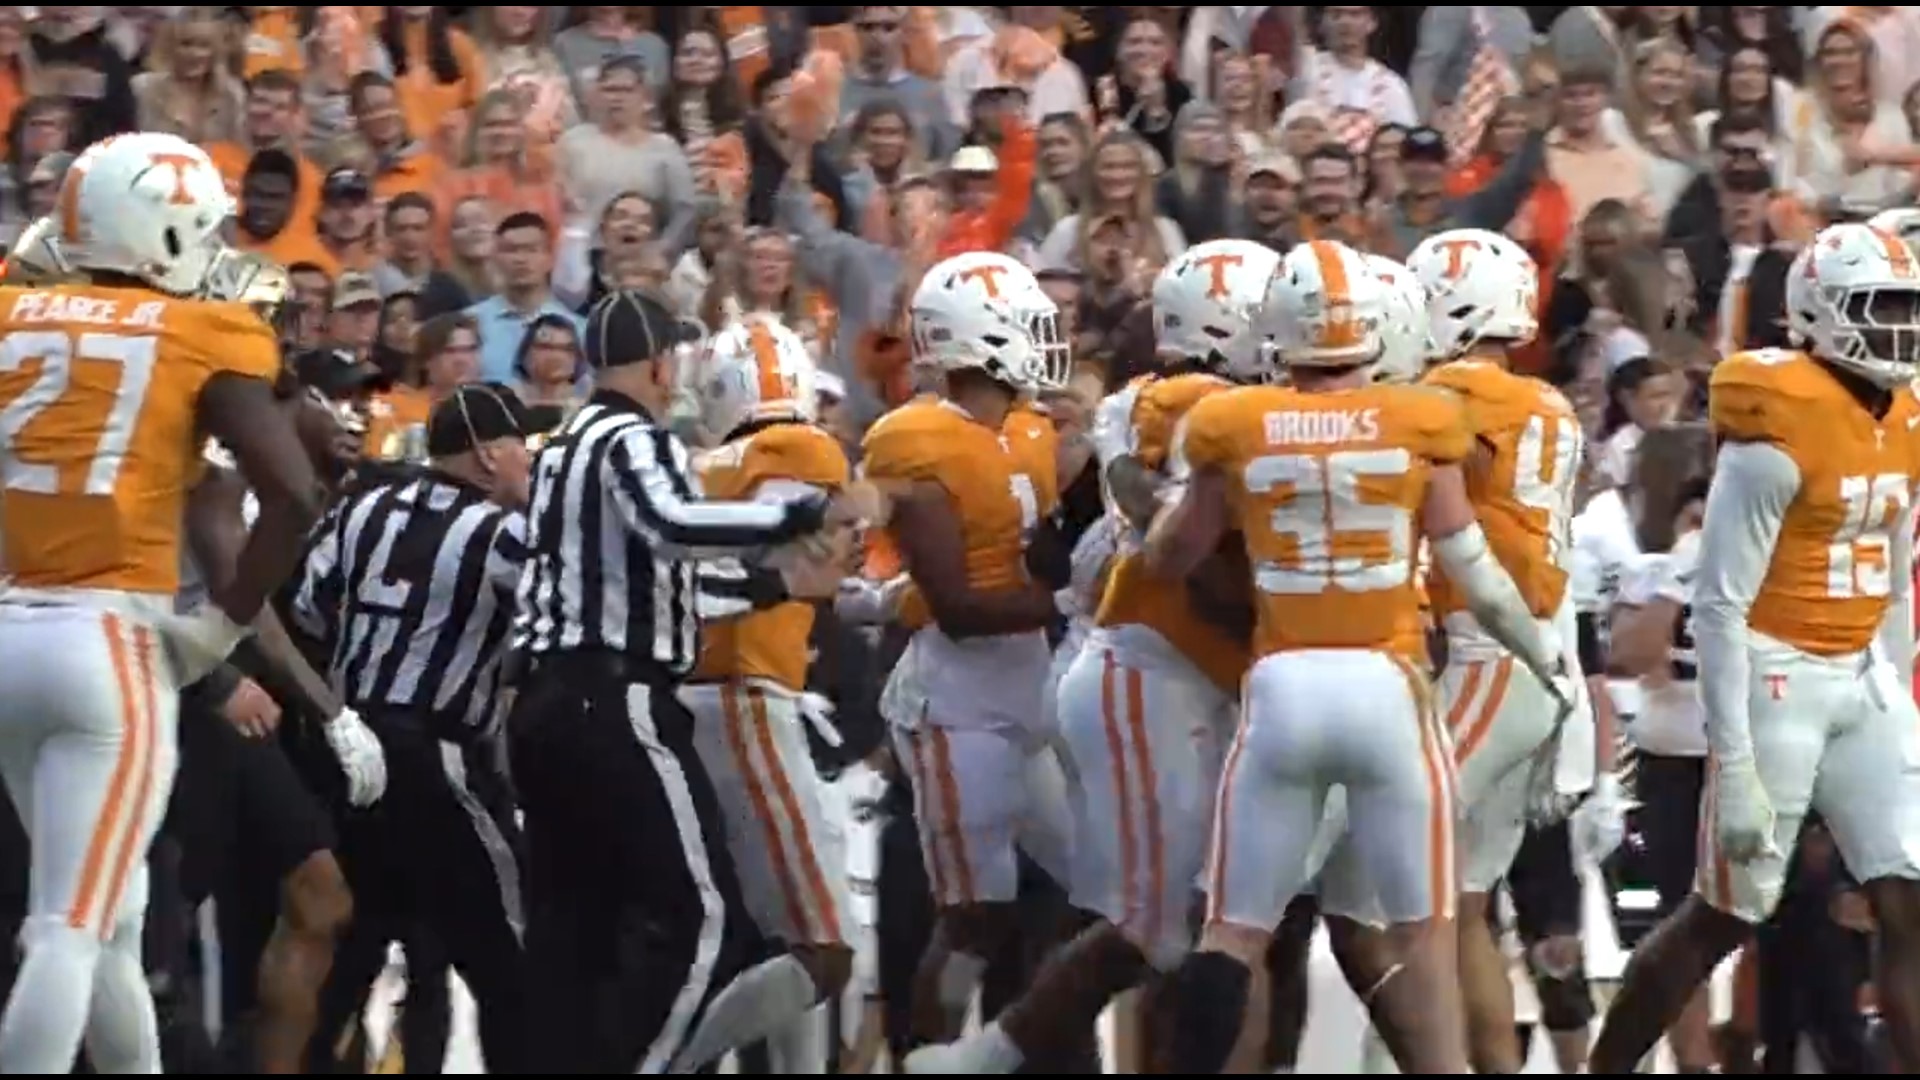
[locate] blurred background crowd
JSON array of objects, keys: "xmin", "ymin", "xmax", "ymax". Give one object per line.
[{"xmin": 4, "ymin": 4, "xmax": 1899, "ymax": 462}]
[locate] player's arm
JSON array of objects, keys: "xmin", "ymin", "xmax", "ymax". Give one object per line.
[
  {"xmin": 1691, "ymin": 441, "xmax": 1798, "ymax": 772},
  {"xmin": 1142, "ymin": 466, "xmax": 1230, "ymax": 581},
  {"xmin": 1878, "ymin": 502, "xmax": 1915, "ymax": 697},
  {"xmin": 185, "ymin": 463, "xmax": 345, "ymax": 718},
  {"xmin": 888, "ymin": 480, "xmax": 1060, "ymax": 637},
  {"xmin": 1421, "ymin": 462, "xmax": 1563, "ymax": 685},
  {"xmin": 197, "ymin": 373, "xmax": 324, "ymax": 623}
]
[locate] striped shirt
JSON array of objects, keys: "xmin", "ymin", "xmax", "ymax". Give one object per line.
[
  {"xmin": 291, "ymin": 472, "xmax": 529, "ymax": 740},
  {"xmin": 512, "ymin": 391, "xmax": 814, "ymax": 674}
]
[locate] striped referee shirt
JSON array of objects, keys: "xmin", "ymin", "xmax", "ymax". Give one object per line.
[
  {"xmin": 512, "ymin": 390, "xmax": 811, "ymax": 674},
  {"xmin": 290, "ymin": 472, "xmax": 529, "ymax": 740}
]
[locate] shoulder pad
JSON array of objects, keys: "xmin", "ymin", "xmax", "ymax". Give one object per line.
[{"xmin": 1710, "ymin": 349, "xmax": 1818, "ymax": 444}]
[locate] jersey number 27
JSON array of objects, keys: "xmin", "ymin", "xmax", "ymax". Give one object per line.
[{"xmin": 0, "ymin": 330, "xmax": 159, "ymax": 498}]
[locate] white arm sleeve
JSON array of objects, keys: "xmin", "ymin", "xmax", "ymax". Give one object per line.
[
  {"xmin": 1693, "ymin": 441, "xmax": 1800, "ymax": 767},
  {"xmin": 1878, "ymin": 501, "xmax": 1915, "ymax": 695},
  {"xmin": 1430, "ymin": 522, "xmax": 1562, "ymax": 681}
]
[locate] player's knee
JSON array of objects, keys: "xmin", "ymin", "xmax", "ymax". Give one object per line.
[
  {"xmin": 1527, "ymin": 936, "xmax": 1595, "ymax": 1032},
  {"xmin": 18, "ymin": 914, "xmax": 104, "ymax": 970},
  {"xmin": 282, "ymin": 850, "xmax": 352, "ymax": 937}
]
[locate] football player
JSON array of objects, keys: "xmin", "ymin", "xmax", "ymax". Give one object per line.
[
  {"xmin": 1404, "ymin": 226, "xmax": 1589, "ymax": 1072},
  {"xmin": 860, "ymin": 252, "xmax": 1077, "ymax": 1047},
  {"xmin": 1591, "ymin": 223, "xmax": 1920, "ymax": 1072},
  {"xmin": 679, "ymin": 319, "xmax": 857, "ymax": 1072},
  {"xmin": 1146, "ymin": 239, "xmax": 1569, "ymax": 1074},
  {"xmin": 0, "ymin": 132, "xmax": 321, "ymax": 1072},
  {"xmin": 902, "ymin": 239, "xmax": 1278, "ymax": 1073}
]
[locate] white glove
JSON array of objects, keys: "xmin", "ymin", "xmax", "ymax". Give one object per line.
[
  {"xmin": 798, "ymin": 691, "xmax": 843, "ymax": 748},
  {"xmin": 161, "ymin": 607, "xmax": 252, "ymax": 685},
  {"xmin": 1571, "ymin": 774, "xmax": 1633, "ymax": 864},
  {"xmin": 324, "ymin": 707, "xmax": 388, "ymax": 809},
  {"xmin": 1712, "ymin": 756, "xmax": 1779, "ymax": 865}
]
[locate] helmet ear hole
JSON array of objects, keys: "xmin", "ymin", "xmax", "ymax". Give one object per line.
[{"xmin": 163, "ymin": 227, "xmax": 182, "ymax": 260}]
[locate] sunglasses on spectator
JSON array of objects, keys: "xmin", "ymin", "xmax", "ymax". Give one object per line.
[{"xmin": 857, "ymin": 19, "xmax": 901, "ymax": 32}]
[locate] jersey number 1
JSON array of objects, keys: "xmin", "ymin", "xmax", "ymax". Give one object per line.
[{"xmin": 0, "ymin": 330, "xmax": 159, "ymax": 497}]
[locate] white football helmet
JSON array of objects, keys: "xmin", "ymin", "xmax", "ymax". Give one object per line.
[
  {"xmin": 1786, "ymin": 222, "xmax": 1920, "ymax": 389},
  {"xmin": 910, "ymin": 251, "xmax": 1069, "ymax": 390},
  {"xmin": 1406, "ymin": 227, "xmax": 1539, "ymax": 357},
  {"xmin": 1258, "ymin": 239, "xmax": 1387, "ymax": 372},
  {"xmin": 697, "ymin": 319, "xmax": 818, "ymax": 439},
  {"xmin": 56, "ymin": 131, "xmax": 236, "ymax": 296},
  {"xmin": 1151, "ymin": 238, "xmax": 1282, "ymax": 381},
  {"xmin": 1363, "ymin": 253, "xmax": 1433, "ymax": 384}
]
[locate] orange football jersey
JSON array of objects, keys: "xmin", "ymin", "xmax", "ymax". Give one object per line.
[
  {"xmin": 0, "ymin": 284, "xmax": 281, "ymax": 595},
  {"xmin": 1096, "ymin": 372, "xmax": 1249, "ymax": 691},
  {"xmin": 1421, "ymin": 359, "xmax": 1580, "ymax": 621},
  {"xmin": 1004, "ymin": 401, "xmax": 1063, "ymax": 518},
  {"xmin": 692, "ymin": 421, "xmax": 851, "ymax": 689},
  {"xmin": 1178, "ymin": 382, "xmax": 1470, "ymax": 662},
  {"xmin": 363, "ymin": 385, "xmax": 433, "ymax": 462},
  {"xmin": 862, "ymin": 397, "xmax": 1046, "ymax": 633},
  {"xmin": 1710, "ymin": 348, "xmax": 1920, "ymax": 656}
]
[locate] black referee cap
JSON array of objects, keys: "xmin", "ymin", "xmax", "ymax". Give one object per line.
[
  {"xmin": 427, "ymin": 383, "xmax": 532, "ymax": 457},
  {"xmin": 585, "ymin": 289, "xmax": 703, "ymax": 369}
]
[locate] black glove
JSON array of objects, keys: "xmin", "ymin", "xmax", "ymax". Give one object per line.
[
  {"xmin": 1023, "ymin": 514, "xmax": 1074, "ymax": 590},
  {"xmin": 776, "ymin": 490, "xmax": 831, "ymax": 541}
]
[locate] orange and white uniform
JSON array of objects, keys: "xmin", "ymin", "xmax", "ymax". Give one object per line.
[
  {"xmin": 0, "ymin": 285, "xmax": 278, "ymax": 975},
  {"xmin": 1421, "ymin": 357, "xmax": 1585, "ymax": 892},
  {"xmin": 1176, "ymin": 381, "xmax": 1467, "ymax": 930},
  {"xmin": 1693, "ymin": 348, "xmax": 1920, "ymax": 923},
  {"xmin": 865, "ymin": 397, "xmax": 1073, "ymax": 907},
  {"xmin": 1058, "ymin": 371, "xmax": 1246, "ymax": 967},
  {"xmin": 682, "ymin": 419, "xmax": 855, "ymax": 948}
]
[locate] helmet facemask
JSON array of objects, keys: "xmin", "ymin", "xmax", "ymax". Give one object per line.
[{"xmin": 1830, "ymin": 282, "xmax": 1920, "ymax": 386}]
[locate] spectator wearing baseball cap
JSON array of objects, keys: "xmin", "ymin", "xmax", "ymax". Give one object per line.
[
  {"xmin": 1235, "ymin": 153, "xmax": 1302, "ymax": 251},
  {"xmin": 326, "ymin": 272, "xmax": 384, "ymax": 364},
  {"xmin": 315, "ymin": 165, "xmax": 381, "ymax": 277},
  {"xmin": 1376, "ymin": 113, "xmax": 1550, "ymax": 260}
]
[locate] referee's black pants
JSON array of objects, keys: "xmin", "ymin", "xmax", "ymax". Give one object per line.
[
  {"xmin": 509, "ymin": 653, "xmax": 775, "ymax": 1074},
  {"xmin": 319, "ymin": 712, "xmax": 528, "ymax": 1072}
]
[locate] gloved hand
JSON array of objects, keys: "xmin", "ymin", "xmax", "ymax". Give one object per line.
[
  {"xmin": 1522, "ymin": 664, "xmax": 1582, "ymax": 827},
  {"xmin": 324, "ymin": 707, "xmax": 388, "ymax": 809},
  {"xmin": 161, "ymin": 607, "xmax": 252, "ymax": 685},
  {"xmin": 798, "ymin": 691, "xmax": 843, "ymax": 748},
  {"xmin": 1571, "ymin": 773, "xmax": 1633, "ymax": 864},
  {"xmin": 1712, "ymin": 756, "xmax": 1778, "ymax": 864}
]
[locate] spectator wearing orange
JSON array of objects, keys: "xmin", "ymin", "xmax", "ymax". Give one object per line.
[
  {"xmin": 241, "ymin": 6, "xmax": 308, "ymax": 79},
  {"xmin": 132, "ymin": 8, "xmax": 246, "ymax": 146},
  {"xmin": 440, "ymin": 88, "xmax": 563, "ymax": 247},
  {"xmin": 348, "ymin": 70, "xmax": 445, "ymax": 202},
  {"xmin": 1380, "ymin": 115, "xmax": 1548, "ymax": 259},
  {"xmin": 207, "ymin": 70, "xmax": 324, "ymax": 209},
  {"xmin": 378, "ymin": 6, "xmax": 484, "ymax": 157},
  {"xmin": 363, "ymin": 310, "xmax": 482, "ymax": 462},
  {"xmin": 470, "ymin": 5, "xmax": 580, "ymax": 145},
  {"xmin": 0, "ymin": 8, "xmax": 33, "ymax": 139},
  {"xmin": 937, "ymin": 113, "xmax": 1035, "ymax": 258},
  {"xmin": 234, "ymin": 149, "xmax": 333, "ymax": 270}
]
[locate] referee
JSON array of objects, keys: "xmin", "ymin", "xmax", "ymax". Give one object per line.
[
  {"xmin": 289, "ymin": 383, "xmax": 535, "ymax": 1072},
  {"xmin": 508, "ymin": 291, "xmax": 847, "ymax": 1074}
]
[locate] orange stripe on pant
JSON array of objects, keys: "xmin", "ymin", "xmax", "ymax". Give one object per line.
[
  {"xmin": 1696, "ymin": 753, "xmax": 1733, "ymax": 910},
  {"xmin": 1392, "ymin": 653, "xmax": 1457, "ymax": 920},
  {"xmin": 1451, "ymin": 657, "xmax": 1514, "ymax": 765},
  {"xmin": 722, "ymin": 686, "xmax": 815, "ymax": 941},
  {"xmin": 745, "ymin": 687, "xmax": 842, "ymax": 944},
  {"xmin": 1122, "ymin": 664, "xmax": 1166, "ymax": 944},
  {"xmin": 97, "ymin": 625, "xmax": 159, "ymax": 941},
  {"xmin": 929, "ymin": 729, "xmax": 976, "ymax": 905},
  {"xmin": 67, "ymin": 614, "xmax": 145, "ymax": 932}
]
